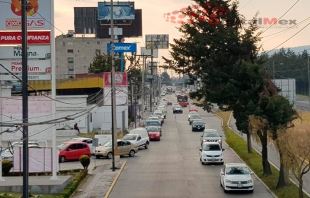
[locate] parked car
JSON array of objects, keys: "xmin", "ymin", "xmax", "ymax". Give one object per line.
[
  {"xmin": 153, "ymin": 110, "xmax": 165, "ymax": 122},
  {"xmin": 188, "ymin": 111, "xmax": 199, "ymax": 121},
  {"xmin": 199, "ymin": 142, "xmax": 224, "ymax": 164},
  {"xmin": 94, "ymin": 140, "xmax": 138, "ymax": 159},
  {"xmin": 67, "ymin": 137, "xmax": 95, "ymax": 155},
  {"xmin": 127, "ymin": 127, "xmax": 150, "ymax": 149},
  {"xmin": 146, "ymin": 126, "xmax": 161, "ymax": 141},
  {"xmin": 167, "ymin": 100, "xmax": 172, "ymax": 105},
  {"xmin": 192, "ymin": 119, "xmax": 205, "ymax": 131},
  {"xmin": 188, "ymin": 114, "xmax": 201, "ymax": 125},
  {"xmin": 200, "ymin": 129, "xmax": 222, "ymax": 147},
  {"xmin": 173, "ymin": 105, "xmax": 183, "ymax": 113},
  {"xmin": 148, "ymin": 116, "xmax": 162, "ymax": 125},
  {"xmin": 58, "ymin": 142, "xmax": 91, "ymax": 163},
  {"xmin": 144, "ymin": 120, "xmax": 162, "ymax": 132},
  {"xmin": 220, "ymin": 163, "xmax": 254, "ymax": 193},
  {"xmin": 2, "ymin": 142, "xmax": 40, "ymax": 162}
]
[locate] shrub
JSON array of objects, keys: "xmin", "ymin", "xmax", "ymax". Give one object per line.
[
  {"xmin": 60, "ymin": 169, "xmax": 88, "ymax": 198},
  {"xmin": 79, "ymin": 155, "xmax": 90, "ymax": 170},
  {"xmin": 2, "ymin": 160, "xmax": 13, "ymax": 176}
]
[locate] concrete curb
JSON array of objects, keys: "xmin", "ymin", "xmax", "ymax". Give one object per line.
[
  {"xmin": 215, "ymin": 111, "xmax": 278, "ymax": 198},
  {"xmin": 104, "ymin": 160, "xmax": 127, "ymax": 198}
]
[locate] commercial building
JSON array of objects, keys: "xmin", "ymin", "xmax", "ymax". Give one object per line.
[{"xmin": 55, "ymin": 32, "xmax": 110, "ymax": 76}]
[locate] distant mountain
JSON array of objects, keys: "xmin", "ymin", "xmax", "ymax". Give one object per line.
[{"xmin": 268, "ymin": 45, "xmax": 310, "ymax": 55}]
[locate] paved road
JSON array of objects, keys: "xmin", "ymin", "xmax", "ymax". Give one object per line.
[
  {"xmin": 230, "ymin": 117, "xmax": 310, "ymax": 195},
  {"xmin": 295, "ymin": 96, "xmax": 310, "ymax": 112},
  {"xmin": 109, "ymin": 95, "xmax": 274, "ymax": 198}
]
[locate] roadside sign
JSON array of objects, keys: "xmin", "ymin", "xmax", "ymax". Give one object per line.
[
  {"xmin": 145, "ymin": 34, "xmax": 169, "ymax": 49},
  {"xmin": 107, "ymin": 43, "xmax": 137, "ymax": 53},
  {"xmin": 0, "ymin": 74, "xmax": 51, "ymax": 81},
  {"xmin": 0, "ymin": 45, "xmax": 51, "ymax": 59}
]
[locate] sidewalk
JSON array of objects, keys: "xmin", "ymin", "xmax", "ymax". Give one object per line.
[{"xmin": 72, "ymin": 160, "xmax": 126, "ymax": 198}]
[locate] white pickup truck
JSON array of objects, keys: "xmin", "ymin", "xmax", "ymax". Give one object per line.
[{"xmin": 123, "ymin": 128, "xmax": 150, "ymax": 149}]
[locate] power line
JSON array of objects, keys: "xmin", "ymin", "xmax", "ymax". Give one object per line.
[{"xmin": 261, "ymin": 0, "xmax": 299, "ymax": 35}]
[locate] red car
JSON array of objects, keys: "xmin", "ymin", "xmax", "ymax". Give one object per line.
[
  {"xmin": 146, "ymin": 126, "xmax": 161, "ymax": 141},
  {"xmin": 58, "ymin": 142, "xmax": 91, "ymax": 163},
  {"xmin": 189, "ymin": 107, "xmax": 198, "ymax": 112}
]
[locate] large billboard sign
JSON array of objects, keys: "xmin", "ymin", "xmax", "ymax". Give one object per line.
[
  {"xmin": 104, "ymin": 72, "xmax": 127, "ymax": 86},
  {"xmin": 145, "ymin": 34, "xmax": 169, "ymax": 49},
  {"xmin": 0, "ymin": 31, "xmax": 51, "ymax": 45},
  {"xmin": 107, "ymin": 43, "xmax": 137, "ymax": 53},
  {"xmin": 0, "ymin": 45, "xmax": 51, "ymax": 59},
  {"xmin": 0, "ymin": 60, "xmax": 51, "ymax": 73},
  {"xmin": 0, "ymin": 0, "xmax": 52, "ymax": 30},
  {"xmin": 98, "ymin": 2, "xmax": 135, "ymax": 20}
]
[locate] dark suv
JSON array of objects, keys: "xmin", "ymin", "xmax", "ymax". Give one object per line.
[{"xmin": 192, "ymin": 120, "xmax": 205, "ymax": 131}]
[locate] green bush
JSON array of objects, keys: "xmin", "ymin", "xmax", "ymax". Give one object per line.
[
  {"xmin": 79, "ymin": 155, "xmax": 90, "ymax": 170},
  {"xmin": 60, "ymin": 169, "xmax": 88, "ymax": 198},
  {"xmin": 2, "ymin": 160, "xmax": 13, "ymax": 176}
]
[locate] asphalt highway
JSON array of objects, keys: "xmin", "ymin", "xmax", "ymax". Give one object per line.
[{"xmin": 109, "ymin": 95, "xmax": 274, "ymax": 198}]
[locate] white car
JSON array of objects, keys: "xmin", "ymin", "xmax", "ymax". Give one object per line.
[
  {"xmin": 199, "ymin": 142, "xmax": 224, "ymax": 164},
  {"xmin": 188, "ymin": 111, "xmax": 199, "ymax": 120},
  {"xmin": 220, "ymin": 163, "xmax": 254, "ymax": 193},
  {"xmin": 67, "ymin": 137, "xmax": 96, "ymax": 155}
]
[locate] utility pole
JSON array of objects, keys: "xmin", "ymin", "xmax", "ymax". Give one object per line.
[
  {"xmin": 21, "ymin": 0, "xmax": 29, "ymax": 197},
  {"xmin": 308, "ymin": 57, "xmax": 310, "ymax": 105},
  {"xmin": 273, "ymin": 61, "xmax": 275, "ymax": 79},
  {"xmin": 110, "ymin": 0, "xmax": 118, "ymax": 171},
  {"xmin": 141, "ymin": 55, "xmax": 145, "ymax": 117},
  {"xmin": 150, "ymin": 50, "xmax": 153, "ymax": 112}
]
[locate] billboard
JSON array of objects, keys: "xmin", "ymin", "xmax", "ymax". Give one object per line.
[
  {"xmin": 141, "ymin": 47, "xmax": 158, "ymax": 58},
  {"xmin": 0, "ymin": 0, "xmax": 51, "ymax": 30},
  {"xmin": 98, "ymin": 2, "xmax": 135, "ymax": 20},
  {"xmin": 0, "ymin": 31, "xmax": 51, "ymax": 45},
  {"xmin": 97, "ymin": 9, "xmax": 142, "ymax": 38},
  {"xmin": 0, "ymin": 74, "xmax": 51, "ymax": 81},
  {"xmin": 146, "ymin": 34, "xmax": 169, "ymax": 49},
  {"xmin": 104, "ymin": 72, "xmax": 127, "ymax": 86},
  {"xmin": 0, "ymin": 45, "xmax": 51, "ymax": 59},
  {"xmin": 0, "ymin": 60, "xmax": 51, "ymax": 73},
  {"xmin": 107, "ymin": 43, "xmax": 137, "ymax": 53}
]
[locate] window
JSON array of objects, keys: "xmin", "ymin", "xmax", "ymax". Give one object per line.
[
  {"xmin": 68, "ymin": 68, "xmax": 74, "ymax": 72},
  {"xmin": 97, "ymin": 41, "xmax": 100, "ymax": 44},
  {"xmin": 76, "ymin": 144, "xmax": 84, "ymax": 149},
  {"xmin": 67, "ymin": 58, "xmax": 74, "ymax": 64},
  {"xmin": 67, "ymin": 49, "xmax": 73, "ymax": 53},
  {"xmin": 68, "ymin": 144, "xmax": 77, "ymax": 150},
  {"xmin": 95, "ymin": 49, "xmax": 101, "ymax": 54}
]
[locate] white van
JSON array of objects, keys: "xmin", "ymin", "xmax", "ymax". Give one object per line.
[{"xmin": 126, "ymin": 127, "xmax": 150, "ymax": 149}]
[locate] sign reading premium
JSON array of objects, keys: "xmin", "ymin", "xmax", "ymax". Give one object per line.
[
  {"xmin": 0, "ymin": 45, "xmax": 51, "ymax": 59},
  {"xmin": 0, "ymin": 31, "xmax": 51, "ymax": 45},
  {"xmin": 0, "ymin": 60, "xmax": 51, "ymax": 73},
  {"xmin": 107, "ymin": 43, "xmax": 137, "ymax": 53},
  {"xmin": 0, "ymin": 0, "xmax": 52, "ymax": 30}
]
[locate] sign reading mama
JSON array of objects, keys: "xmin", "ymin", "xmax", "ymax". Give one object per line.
[{"xmin": 107, "ymin": 43, "xmax": 137, "ymax": 53}]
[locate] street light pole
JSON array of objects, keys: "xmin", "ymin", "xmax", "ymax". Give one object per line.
[{"xmin": 21, "ymin": 0, "xmax": 29, "ymax": 196}]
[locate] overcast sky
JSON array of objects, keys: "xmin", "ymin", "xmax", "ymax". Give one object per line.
[{"xmin": 55, "ymin": 0, "xmax": 310, "ymax": 74}]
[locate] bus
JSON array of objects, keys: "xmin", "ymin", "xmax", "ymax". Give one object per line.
[
  {"xmin": 166, "ymin": 86, "xmax": 173, "ymax": 94},
  {"xmin": 177, "ymin": 95, "xmax": 188, "ymax": 107}
]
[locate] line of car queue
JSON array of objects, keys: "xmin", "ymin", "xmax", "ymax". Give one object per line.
[{"xmin": 187, "ymin": 105, "xmax": 255, "ymax": 193}]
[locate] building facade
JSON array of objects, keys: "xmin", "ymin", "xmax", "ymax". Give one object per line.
[
  {"xmin": 74, "ymin": 7, "xmax": 97, "ymax": 34},
  {"xmin": 55, "ymin": 34, "xmax": 110, "ymax": 77}
]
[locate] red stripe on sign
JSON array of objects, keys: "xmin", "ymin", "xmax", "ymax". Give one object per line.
[{"xmin": 0, "ymin": 31, "xmax": 51, "ymax": 45}]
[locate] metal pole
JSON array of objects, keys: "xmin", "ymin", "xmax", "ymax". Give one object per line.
[
  {"xmin": 110, "ymin": 0, "xmax": 117, "ymax": 171},
  {"xmin": 50, "ymin": 0, "xmax": 58, "ymax": 181},
  {"xmin": 21, "ymin": 0, "xmax": 29, "ymax": 196},
  {"xmin": 141, "ymin": 55, "xmax": 145, "ymax": 117},
  {"xmin": 131, "ymin": 81, "xmax": 133, "ymax": 121},
  {"xmin": 134, "ymin": 94, "xmax": 137, "ymax": 128},
  {"xmin": 150, "ymin": 50, "xmax": 153, "ymax": 112}
]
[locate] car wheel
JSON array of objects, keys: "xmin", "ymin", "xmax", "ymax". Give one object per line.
[
  {"xmin": 189, "ymin": 122, "xmax": 191, "ymax": 125},
  {"xmin": 129, "ymin": 150, "xmax": 135, "ymax": 157},
  {"xmin": 59, "ymin": 156, "xmax": 65, "ymax": 163},
  {"xmin": 145, "ymin": 142, "xmax": 149, "ymax": 149},
  {"xmin": 96, "ymin": 155, "xmax": 100, "ymax": 159},
  {"xmin": 107, "ymin": 152, "xmax": 113, "ymax": 159}
]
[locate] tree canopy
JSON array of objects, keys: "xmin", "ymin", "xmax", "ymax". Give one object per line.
[{"xmin": 88, "ymin": 53, "xmax": 121, "ymax": 73}]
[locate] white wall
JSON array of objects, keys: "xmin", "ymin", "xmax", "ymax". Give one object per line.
[
  {"xmin": 272, "ymin": 79, "xmax": 296, "ymax": 106},
  {"xmin": 91, "ymin": 106, "xmax": 128, "ymax": 131}
]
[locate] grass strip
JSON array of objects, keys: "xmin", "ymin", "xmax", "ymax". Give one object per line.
[{"xmin": 215, "ymin": 110, "xmax": 309, "ymax": 198}]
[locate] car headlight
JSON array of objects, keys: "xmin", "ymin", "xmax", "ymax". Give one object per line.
[
  {"xmin": 218, "ymin": 139, "xmax": 222, "ymax": 142},
  {"xmin": 225, "ymin": 179, "xmax": 232, "ymax": 184},
  {"xmin": 246, "ymin": 179, "xmax": 253, "ymax": 184},
  {"xmin": 203, "ymin": 139, "xmax": 207, "ymax": 142}
]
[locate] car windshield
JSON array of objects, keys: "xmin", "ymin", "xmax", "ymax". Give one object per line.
[
  {"xmin": 191, "ymin": 115, "xmax": 200, "ymax": 119},
  {"xmin": 226, "ymin": 166, "xmax": 250, "ymax": 175},
  {"xmin": 193, "ymin": 121, "xmax": 204, "ymax": 125},
  {"xmin": 147, "ymin": 127, "xmax": 159, "ymax": 132},
  {"xmin": 58, "ymin": 143, "xmax": 68, "ymax": 150},
  {"xmin": 103, "ymin": 141, "xmax": 112, "ymax": 147},
  {"xmin": 204, "ymin": 132, "xmax": 220, "ymax": 137},
  {"xmin": 154, "ymin": 113, "xmax": 162, "ymax": 116},
  {"xmin": 123, "ymin": 135, "xmax": 137, "ymax": 140},
  {"xmin": 203, "ymin": 144, "xmax": 221, "ymax": 151},
  {"xmin": 149, "ymin": 117, "xmax": 158, "ymax": 120},
  {"xmin": 145, "ymin": 121, "xmax": 160, "ymax": 126}
]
